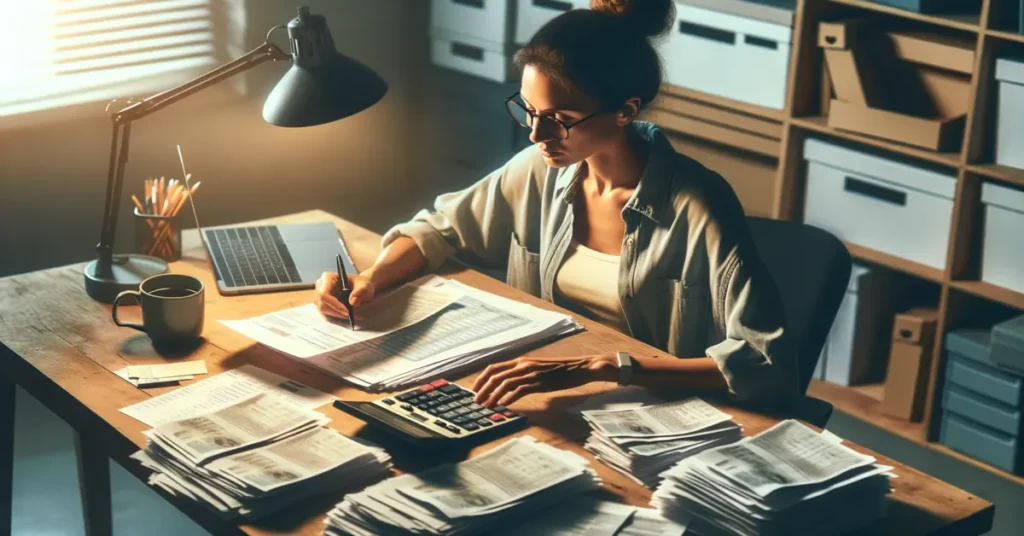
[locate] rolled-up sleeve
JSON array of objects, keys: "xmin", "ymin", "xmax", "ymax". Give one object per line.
[
  {"xmin": 381, "ymin": 147, "xmax": 544, "ymax": 273},
  {"xmin": 705, "ymin": 250, "xmax": 800, "ymax": 405}
]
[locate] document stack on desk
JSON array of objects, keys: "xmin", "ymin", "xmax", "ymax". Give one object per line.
[
  {"xmin": 223, "ymin": 276, "xmax": 583, "ymax": 391},
  {"xmin": 498, "ymin": 497, "xmax": 689, "ymax": 536},
  {"xmin": 582, "ymin": 398, "xmax": 743, "ymax": 487},
  {"xmin": 652, "ymin": 420, "xmax": 894, "ymax": 536},
  {"xmin": 322, "ymin": 436, "xmax": 600, "ymax": 535},
  {"xmin": 131, "ymin": 393, "xmax": 392, "ymax": 518}
]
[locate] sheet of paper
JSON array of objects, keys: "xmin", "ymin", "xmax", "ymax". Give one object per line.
[
  {"xmin": 566, "ymin": 386, "xmax": 664, "ymax": 416},
  {"xmin": 128, "ymin": 360, "xmax": 207, "ymax": 379},
  {"xmin": 220, "ymin": 284, "xmax": 462, "ymax": 358},
  {"xmin": 582, "ymin": 398, "xmax": 733, "ymax": 439},
  {"xmin": 120, "ymin": 364, "xmax": 334, "ymax": 427},
  {"xmin": 506, "ymin": 498, "xmax": 634, "ymax": 535},
  {"xmin": 114, "ymin": 367, "xmax": 191, "ymax": 387}
]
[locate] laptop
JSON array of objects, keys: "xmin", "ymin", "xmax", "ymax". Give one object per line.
[{"xmin": 179, "ymin": 152, "xmax": 357, "ymax": 296}]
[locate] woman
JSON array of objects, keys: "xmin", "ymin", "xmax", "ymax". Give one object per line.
[{"xmin": 314, "ymin": 0, "xmax": 798, "ymax": 409}]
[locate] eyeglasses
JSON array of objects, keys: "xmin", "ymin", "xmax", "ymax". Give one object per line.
[{"xmin": 504, "ymin": 92, "xmax": 603, "ymax": 141}]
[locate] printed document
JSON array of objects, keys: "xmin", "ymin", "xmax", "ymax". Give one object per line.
[{"xmin": 583, "ymin": 397, "xmax": 733, "ymax": 439}]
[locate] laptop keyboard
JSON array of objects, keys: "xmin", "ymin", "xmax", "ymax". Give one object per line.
[{"xmin": 206, "ymin": 226, "xmax": 302, "ymax": 288}]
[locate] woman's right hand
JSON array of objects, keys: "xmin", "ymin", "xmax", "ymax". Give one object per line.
[{"xmin": 313, "ymin": 271, "xmax": 376, "ymax": 320}]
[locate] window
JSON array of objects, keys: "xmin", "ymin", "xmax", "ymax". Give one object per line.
[{"xmin": 0, "ymin": 0, "xmax": 245, "ymax": 120}]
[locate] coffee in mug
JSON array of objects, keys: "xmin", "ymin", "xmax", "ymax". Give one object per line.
[{"xmin": 112, "ymin": 273, "xmax": 205, "ymax": 346}]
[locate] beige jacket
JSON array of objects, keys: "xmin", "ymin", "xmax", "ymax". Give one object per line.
[{"xmin": 383, "ymin": 122, "xmax": 799, "ymax": 404}]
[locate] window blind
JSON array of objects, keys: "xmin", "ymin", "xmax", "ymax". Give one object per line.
[{"xmin": 0, "ymin": 0, "xmax": 225, "ymax": 119}]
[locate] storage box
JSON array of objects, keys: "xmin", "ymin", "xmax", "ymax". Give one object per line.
[
  {"xmin": 662, "ymin": 2, "xmax": 793, "ymax": 109},
  {"xmin": 827, "ymin": 99, "xmax": 966, "ymax": 152},
  {"xmin": 980, "ymin": 181, "xmax": 1024, "ymax": 294},
  {"xmin": 818, "ymin": 20, "xmax": 886, "ymax": 108},
  {"xmin": 995, "ymin": 57, "xmax": 1024, "ymax": 170},
  {"xmin": 871, "ymin": 0, "xmax": 981, "ymax": 15},
  {"xmin": 946, "ymin": 330, "xmax": 1024, "ymax": 408},
  {"xmin": 515, "ymin": 0, "xmax": 590, "ymax": 45},
  {"xmin": 881, "ymin": 307, "xmax": 937, "ymax": 421},
  {"xmin": 803, "ymin": 138, "xmax": 957, "ymax": 270},
  {"xmin": 677, "ymin": 0, "xmax": 796, "ymax": 26},
  {"xmin": 944, "ymin": 385, "xmax": 1023, "ymax": 437},
  {"xmin": 821, "ymin": 264, "xmax": 893, "ymax": 386},
  {"xmin": 431, "ymin": 0, "xmax": 515, "ymax": 44},
  {"xmin": 885, "ymin": 31, "xmax": 975, "ymax": 75},
  {"xmin": 430, "ymin": 28, "xmax": 513, "ymax": 83},
  {"xmin": 940, "ymin": 412, "xmax": 1021, "ymax": 474},
  {"xmin": 992, "ymin": 315, "xmax": 1024, "ymax": 376}
]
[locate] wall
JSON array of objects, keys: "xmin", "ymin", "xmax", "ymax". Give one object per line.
[{"xmin": 0, "ymin": 0, "xmax": 431, "ymax": 277}]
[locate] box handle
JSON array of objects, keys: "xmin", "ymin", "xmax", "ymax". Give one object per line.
[
  {"xmin": 844, "ymin": 176, "xmax": 907, "ymax": 207},
  {"xmin": 678, "ymin": 20, "xmax": 735, "ymax": 45},
  {"xmin": 534, "ymin": 0, "xmax": 573, "ymax": 11},
  {"xmin": 452, "ymin": 0, "xmax": 485, "ymax": 8},
  {"xmin": 451, "ymin": 42, "xmax": 485, "ymax": 62},
  {"xmin": 744, "ymin": 35, "xmax": 778, "ymax": 50}
]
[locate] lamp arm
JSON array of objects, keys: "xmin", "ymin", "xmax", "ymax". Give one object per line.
[{"xmin": 93, "ymin": 41, "xmax": 290, "ymax": 278}]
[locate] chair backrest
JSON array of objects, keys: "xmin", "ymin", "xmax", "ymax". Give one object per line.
[{"xmin": 746, "ymin": 216, "xmax": 852, "ymax": 395}]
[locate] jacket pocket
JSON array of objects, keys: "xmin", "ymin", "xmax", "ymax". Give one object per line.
[
  {"xmin": 667, "ymin": 280, "xmax": 713, "ymax": 358},
  {"xmin": 507, "ymin": 232, "xmax": 541, "ymax": 297}
]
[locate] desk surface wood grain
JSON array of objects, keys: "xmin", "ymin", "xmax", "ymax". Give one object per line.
[{"xmin": 0, "ymin": 210, "xmax": 994, "ymax": 536}]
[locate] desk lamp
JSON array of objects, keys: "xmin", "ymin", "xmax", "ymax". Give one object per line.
[{"xmin": 84, "ymin": 6, "xmax": 387, "ymax": 303}]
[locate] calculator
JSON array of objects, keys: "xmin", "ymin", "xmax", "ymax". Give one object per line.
[{"xmin": 333, "ymin": 380, "xmax": 527, "ymax": 447}]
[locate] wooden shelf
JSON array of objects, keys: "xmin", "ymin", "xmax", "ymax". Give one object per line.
[
  {"xmin": 808, "ymin": 379, "xmax": 926, "ymax": 444},
  {"xmin": 660, "ymin": 83, "xmax": 785, "ymax": 122},
  {"xmin": 827, "ymin": 0, "xmax": 981, "ymax": 32},
  {"xmin": 930, "ymin": 444, "xmax": 1024, "ymax": 486},
  {"xmin": 950, "ymin": 280, "xmax": 1024, "ymax": 310},
  {"xmin": 967, "ymin": 163, "xmax": 1024, "ymax": 188},
  {"xmin": 791, "ymin": 116, "xmax": 962, "ymax": 168},
  {"xmin": 986, "ymin": 28, "xmax": 1024, "ymax": 44},
  {"xmin": 844, "ymin": 242, "xmax": 947, "ymax": 282}
]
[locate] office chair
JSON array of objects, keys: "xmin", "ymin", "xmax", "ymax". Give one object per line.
[{"xmin": 747, "ymin": 216, "xmax": 852, "ymax": 428}]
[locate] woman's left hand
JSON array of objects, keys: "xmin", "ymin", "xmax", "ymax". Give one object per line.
[{"xmin": 472, "ymin": 355, "xmax": 618, "ymax": 407}]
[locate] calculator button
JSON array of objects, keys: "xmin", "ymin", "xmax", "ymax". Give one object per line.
[
  {"xmin": 423, "ymin": 400, "xmax": 441, "ymax": 409},
  {"xmin": 430, "ymin": 379, "xmax": 449, "ymax": 388},
  {"xmin": 434, "ymin": 395, "xmax": 452, "ymax": 405},
  {"xmin": 439, "ymin": 384, "xmax": 461, "ymax": 394},
  {"xmin": 426, "ymin": 391, "xmax": 444, "ymax": 400},
  {"xmin": 476, "ymin": 418, "xmax": 493, "ymax": 427},
  {"xmin": 441, "ymin": 411, "xmax": 459, "ymax": 420},
  {"xmin": 489, "ymin": 414, "xmax": 506, "ymax": 422},
  {"xmin": 479, "ymin": 408, "xmax": 495, "ymax": 417},
  {"xmin": 418, "ymin": 384, "xmax": 435, "ymax": 393},
  {"xmin": 452, "ymin": 416, "xmax": 471, "ymax": 425},
  {"xmin": 400, "ymin": 404, "xmax": 413, "ymax": 411},
  {"xmin": 396, "ymin": 393, "xmax": 416, "ymax": 402},
  {"xmin": 427, "ymin": 408, "xmax": 442, "ymax": 416},
  {"xmin": 465, "ymin": 403, "xmax": 484, "ymax": 412},
  {"xmin": 493, "ymin": 405, "xmax": 509, "ymax": 413},
  {"xmin": 462, "ymin": 423, "xmax": 480, "ymax": 431},
  {"xmin": 381, "ymin": 398, "xmax": 396, "ymax": 405},
  {"xmin": 414, "ymin": 402, "xmax": 432, "ymax": 410},
  {"xmin": 435, "ymin": 420, "xmax": 447, "ymax": 427},
  {"xmin": 502, "ymin": 411, "xmax": 518, "ymax": 419},
  {"xmin": 466, "ymin": 412, "xmax": 482, "ymax": 420},
  {"xmin": 410, "ymin": 396, "xmax": 428, "ymax": 405},
  {"xmin": 454, "ymin": 407, "xmax": 472, "ymax": 416}
]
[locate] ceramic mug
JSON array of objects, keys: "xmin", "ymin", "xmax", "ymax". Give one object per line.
[{"xmin": 112, "ymin": 273, "xmax": 204, "ymax": 346}]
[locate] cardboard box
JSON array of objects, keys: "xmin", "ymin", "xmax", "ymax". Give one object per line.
[
  {"xmin": 819, "ymin": 20, "xmax": 885, "ymax": 107},
  {"xmin": 881, "ymin": 307, "xmax": 938, "ymax": 421},
  {"xmin": 886, "ymin": 31, "xmax": 976, "ymax": 75},
  {"xmin": 827, "ymin": 99, "xmax": 966, "ymax": 151},
  {"xmin": 881, "ymin": 340, "xmax": 932, "ymax": 421},
  {"xmin": 664, "ymin": 133, "xmax": 777, "ymax": 217}
]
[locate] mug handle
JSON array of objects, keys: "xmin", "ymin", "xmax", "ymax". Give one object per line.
[{"xmin": 112, "ymin": 290, "xmax": 146, "ymax": 332}]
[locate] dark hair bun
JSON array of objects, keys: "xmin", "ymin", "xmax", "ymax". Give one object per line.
[{"xmin": 590, "ymin": 0, "xmax": 674, "ymax": 38}]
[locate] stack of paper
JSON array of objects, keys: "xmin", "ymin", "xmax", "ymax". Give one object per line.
[
  {"xmin": 322, "ymin": 436, "xmax": 601, "ymax": 535},
  {"xmin": 115, "ymin": 360, "xmax": 208, "ymax": 387},
  {"xmin": 131, "ymin": 393, "xmax": 391, "ymax": 518},
  {"xmin": 652, "ymin": 420, "xmax": 894, "ymax": 536},
  {"xmin": 582, "ymin": 398, "xmax": 743, "ymax": 487},
  {"xmin": 223, "ymin": 276, "xmax": 583, "ymax": 391},
  {"xmin": 497, "ymin": 497, "xmax": 688, "ymax": 536}
]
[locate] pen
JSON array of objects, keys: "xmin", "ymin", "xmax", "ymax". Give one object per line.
[{"xmin": 336, "ymin": 254, "xmax": 356, "ymax": 330}]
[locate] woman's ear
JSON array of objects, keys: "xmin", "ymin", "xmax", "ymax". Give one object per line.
[{"xmin": 616, "ymin": 97, "xmax": 642, "ymax": 126}]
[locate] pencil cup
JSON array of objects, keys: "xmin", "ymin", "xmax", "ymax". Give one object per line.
[{"xmin": 135, "ymin": 208, "xmax": 182, "ymax": 262}]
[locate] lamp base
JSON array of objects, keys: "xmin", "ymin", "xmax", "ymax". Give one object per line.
[{"xmin": 84, "ymin": 254, "xmax": 169, "ymax": 303}]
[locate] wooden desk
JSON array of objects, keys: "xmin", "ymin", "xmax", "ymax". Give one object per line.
[{"xmin": 0, "ymin": 210, "xmax": 994, "ymax": 536}]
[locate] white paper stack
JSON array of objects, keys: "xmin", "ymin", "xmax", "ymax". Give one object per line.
[
  {"xmin": 652, "ymin": 420, "xmax": 895, "ymax": 536},
  {"xmin": 224, "ymin": 277, "xmax": 583, "ymax": 392},
  {"xmin": 131, "ymin": 393, "xmax": 392, "ymax": 518},
  {"xmin": 322, "ymin": 436, "xmax": 601, "ymax": 535},
  {"xmin": 582, "ymin": 398, "xmax": 743, "ymax": 487},
  {"xmin": 497, "ymin": 497, "xmax": 688, "ymax": 536}
]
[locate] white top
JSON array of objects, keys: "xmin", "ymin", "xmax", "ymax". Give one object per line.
[{"xmin": 554, "ymin": 240, "xmax": 629, "ymax": 334}]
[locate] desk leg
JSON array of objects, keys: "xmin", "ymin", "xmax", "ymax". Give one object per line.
[
  {"xmin": 1, "ymin": 376, "xmax": 14, "ymax": 536},
  {"xmin": 74, "ymin": 431, "xmax": 113, "ymax": 536}
]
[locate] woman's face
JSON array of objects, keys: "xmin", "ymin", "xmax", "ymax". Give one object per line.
[{"xmin": 518, "ymin": 64, "xmax": 627, "ymax": 168}]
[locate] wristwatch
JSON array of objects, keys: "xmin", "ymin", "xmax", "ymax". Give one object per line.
[{"xmin": 616, "ymin": 352, "xmax": 634, "ymax": 386}]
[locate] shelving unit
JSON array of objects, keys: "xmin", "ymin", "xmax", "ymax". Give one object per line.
[{"xmin": 645, "ymin": 0, "xmax": 1024, "ymax": 485}]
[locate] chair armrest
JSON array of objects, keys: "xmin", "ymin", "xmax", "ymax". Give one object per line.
[{"xmin": 791, "ymin": 396, "xmax": 834, "ymax": 429}]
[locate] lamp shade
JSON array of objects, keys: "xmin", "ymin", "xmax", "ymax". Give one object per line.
[{"xmin": 263, "ymin": 7, "xmax": 388, "ymax": 127}]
